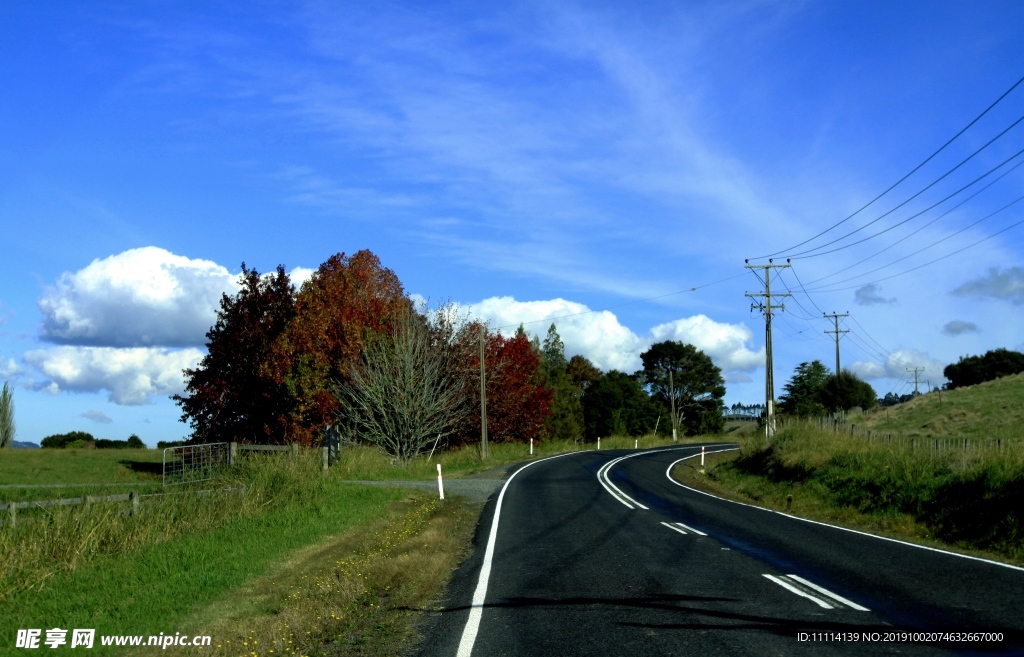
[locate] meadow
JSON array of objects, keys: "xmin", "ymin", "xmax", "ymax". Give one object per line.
[{"xmin": 2, "ymin": 433, "xmax": 692, "ymax": 655}]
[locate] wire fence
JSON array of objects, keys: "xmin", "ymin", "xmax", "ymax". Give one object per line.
[{"xmin": 805, "ymin": 415, "xmax": 1017, "ymax": 455}]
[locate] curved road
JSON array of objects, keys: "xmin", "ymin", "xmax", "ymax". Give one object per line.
[{"xmin": 411, "ymin": 444, "xmax": 1024, "ymax": 656}]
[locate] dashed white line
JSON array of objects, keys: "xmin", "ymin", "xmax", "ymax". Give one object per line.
[
  {"xmin": 763, "ymin": 574, "xmax": 870, "ymax": 611},
  {"xmin": 763, "ymin": 574, "xmax": 834, "ymax": 609},
  {"xmin": 664, "ymin": 453, "xmax": 1024, "ymax": 573},
  {"xmin": 661, "ymin": 521, "xmax": 688, "ymax": 535},
  {"xmin": 786, "ymin": 574, "xmax": 870, "ymax": 611},
  {"xmin": 674, "ymin": 521, "xmax": 707, "ymax": 536}
]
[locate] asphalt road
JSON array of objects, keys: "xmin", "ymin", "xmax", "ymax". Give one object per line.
[{"xmin": 410, "ymin": 444, "xmax": 1024, "ymax": 656}]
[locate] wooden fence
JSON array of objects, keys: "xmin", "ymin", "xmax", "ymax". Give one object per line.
[{"xmin": 0, "ymin": 485, "xmax": 246, "ymax": 528}]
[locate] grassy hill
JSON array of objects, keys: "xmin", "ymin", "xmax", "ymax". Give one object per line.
[{"xmin": 858, "ymin": 372, "xmax": 1024, "ymax": 442}]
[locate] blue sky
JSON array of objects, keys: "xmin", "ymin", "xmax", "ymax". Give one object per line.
[{"xmin": 2, "ymin": 1, "xmax": 1022, "ymax": 446}]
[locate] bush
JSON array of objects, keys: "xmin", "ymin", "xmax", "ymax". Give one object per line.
[
  {"xmin": 944, "ymin": 348, "xmax": 1024, "ymax": 389},
  {"xmin": 40, "ymin": 431, "xmax": 95, "ymax": 449}
]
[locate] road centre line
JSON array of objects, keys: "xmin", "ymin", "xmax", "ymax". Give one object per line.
[
  {"xmin": 456, "ymin": 451, "xmax": 579, "ymax": 657},
  {"xmin": 663, "ymin": 454, "xmax": 1024, "ymax": 573},
  {"xmin": 674, "ymin": 521, "xmax": 707, "ymax": 536},
  {"xmin": 786, "ymin": 574, "xmax": 870, "ymax": 611},
  {"xmin": 661, "ymin": 521, "xmax": 688, "ymax": 535},
  {"xmin": 763, "ymin": 574, "xmax": 834, "ymax": 609},
  {"xmin": 598, "ymin": 444, "xmax": 737, "ymax": 510},
  {"xmin": 597, "ymin": 453, "xmax": 652, "ymax": 509}
]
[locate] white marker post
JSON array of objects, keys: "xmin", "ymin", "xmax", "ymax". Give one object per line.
[
  {"xmin": 635, "ymin": 439, "xmax": 638, "ymax": 449},
  {"xmin": 597, "ymin": 437, "xmax": 601, "ymax": 450},
  {"xmin": 701, "ymin": 446, "xmax": 705, "ymax": 466},
  {"xmin": 530, "ymin": 438, "xmax": 534, "ymax": 455},
  {"xmin": 437, "ymin": 463, "xmax": 445, "ymax": 500}
]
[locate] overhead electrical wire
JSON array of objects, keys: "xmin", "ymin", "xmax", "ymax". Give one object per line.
[
  {"xmin": 804, "ymin": 157, "xmax": 1024, "ymax": 286},
  {"xmin": 808, "ymin": 210, "xmax": 1024, "ymax": 293},
  {"xmin": 789, "ymin": 145, "xmax": 1024, "ymax": 259},
  {"xmin": 756, "ymin": 73, "xmax": 1024, "ymax": 259}
]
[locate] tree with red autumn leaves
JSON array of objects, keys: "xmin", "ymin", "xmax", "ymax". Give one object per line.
[
  {"xmin": 449, "ymin": 322, "xmax": 552, "ymax": 447},
  {"xmin": 173, "ymin": 264, "xmax": 296, "ymax": 444},
  {"xmin": 267, "ymin": 250, "xmax": 408, "ymax": 445},
  {"xmin": 176, "ymin": 249, "xmax": 553, "ymax": 454},
  {"xmin": 176, "ymin": 251, "xmax": 406, "ymax": 446}
]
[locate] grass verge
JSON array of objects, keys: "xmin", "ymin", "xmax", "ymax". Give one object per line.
[
  {"xmin": 1, "ymin": 454, "xmax": 409, "ymax": 654},
  {"xmin": 671, "ymin": 422, "xmax": 1024, "ymax": 567},
  {"xmin": 330, "ymin": 432, "xmax": 697, "ymax": 482},
  {"xmin": 155, "ymin": 493, "xmax": 480, "ymax": 657}
]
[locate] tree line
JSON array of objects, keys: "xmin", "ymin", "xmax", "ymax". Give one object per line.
[{"xmin": 174, "ymin": 250, "xmax": 728, "ymax": 463}]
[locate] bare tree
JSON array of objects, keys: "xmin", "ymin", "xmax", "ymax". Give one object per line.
[
  {"xmin": 0, "ymin": 382, "xmax": 14, "ymax": 449},
  {"xmin": 333, "ymin": 304, "xmax": 472, "ymax": 465}
]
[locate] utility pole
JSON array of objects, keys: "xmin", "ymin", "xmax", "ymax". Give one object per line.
[
  {"xmin": 480, "ymin": 325, "xmax": 489, "ymax": 459},
  {"xmin": 823, "ymin": 312, "xmax": 849, "ymax": 376},
  {"xmin": 745, "ymin": 259, "xmax": 791, "ymax": 442},
  {"xmin": 907, "ymin": 367, "xmax": 925, "ymax": 396},
  {"xmin": 669, "ymin": 369, "xmax": 677, "ymax": 442}
]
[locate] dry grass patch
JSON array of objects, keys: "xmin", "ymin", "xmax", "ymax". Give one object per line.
[{"xmin": 165, "ymin": 492, "xmax": 481, "ymax": 657}]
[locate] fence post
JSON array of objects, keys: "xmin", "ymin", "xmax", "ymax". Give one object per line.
[
  {"xmin": 230, "ymin": 442, "xmax": 237, "ymax": 467},
  {"xmin": 322, "ymin": 445, "xmax": 329, "ymax": 474},
  {"xmin": 8, "ymin": 504, "xmax": 15, "ymax": 528},
  {"xmin": 85, "ymin": 495, "xmax": 96, "ymax": 514},
  {"xmin": 129, "ymin": 491, "xmax": 139, "ymax": 516}
]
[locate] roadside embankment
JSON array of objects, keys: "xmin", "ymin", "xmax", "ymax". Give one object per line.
[{"xmin": 672, "ymin": 422, "xmax": 1024, "ymax": 566}]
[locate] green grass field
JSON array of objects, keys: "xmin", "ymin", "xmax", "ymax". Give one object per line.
[{"xmin": 0, "ymin": 447, "xmax": 164, "ymax": 486}]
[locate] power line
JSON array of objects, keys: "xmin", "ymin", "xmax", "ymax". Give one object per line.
[
  {"xmin": 788, "ymin": 144, "xmax": 1024, "ymax": 259},
  {"xmin": 804, "ymin": 157, "xmax": 1024, "ymax": 286},
  {"xmin": 808, "ymin": 211, "xmax": 1024, "ymax": 293},
  {"xmin": 757, "ymin": 73, "xmax": 1024, "ymax": 259}
]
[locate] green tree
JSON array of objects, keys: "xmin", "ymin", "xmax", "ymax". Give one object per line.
[
  {"xmin": 582, "ymin": 370, "xmax": 660, "ymax": 438},
  {"xmin": 567, "ymin": 355, "xmax": 602, "ymax": 391},
  {"xmin": 778, "ymin": 361, "xmax": 831, "ymax": 417},
  {"xmin": 126, "ymin": 434, "xmax": 145, "ymax": 449},
  {"xmin": 640, "ymin": 341, "xmax": 726, "ymax": 436},
  {"xmin": 0, "ymin": 382, "xmax": 13, "ymax": 448},
  {"xmin": 40, "ymin": 431, "xmax": 95, "ymax": 448},
  {"xmin": 819, "ymin": 370, "xmax": 877, "ymax": 412},
  {"xmin": 944, "ymin": 348, "xmax": 1024, "ymax": 389},
  {"xmin": 540, "ymin": 324, "xmax": 584, "ymax": 442}
]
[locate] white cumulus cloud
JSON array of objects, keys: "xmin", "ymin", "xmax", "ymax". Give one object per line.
[
  {"xmin": 23, "ymin": 346, "xmax": 204, "ymax": 405},
  {"xmin": 463, "ymin": 296, "xmax": 762, "ymax": 376},
  {"xmin": 38, "ymin": 247, "xmax": 239, "ymax": 348}
]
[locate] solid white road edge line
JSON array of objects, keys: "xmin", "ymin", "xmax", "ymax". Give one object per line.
[
  {"xmin": 455, "ymin": 451, "xmax": 579, "ymax": 657},
  {"xmin": 661, "ymin": 521, "xmax": 688, "ymax": 535},
  {"xmin": 763, "ymin": 574, "xmax": 834, "ymax": 609},
  {"xmin": 787, "ymin": 574, "xmax": 869, "ymax": 611},
  {"xmin": 664, "ymin": 453, "xmax": 1024, "ymax": 573}
]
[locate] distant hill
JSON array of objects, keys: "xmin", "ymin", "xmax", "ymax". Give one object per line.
[
  {"xmin": 860, "ymin": 372, "xmax": 1023, "ymax": 441},
  {"xmin": 12, "ymin": 441, "xmax": 40, "ymax": 449}
]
